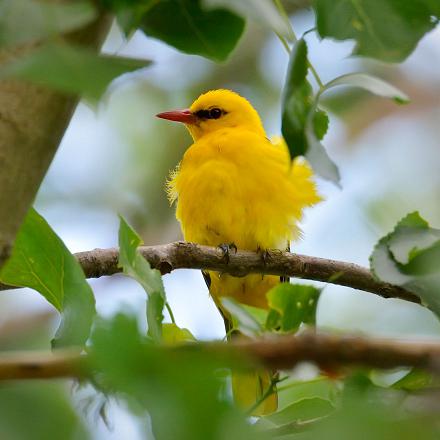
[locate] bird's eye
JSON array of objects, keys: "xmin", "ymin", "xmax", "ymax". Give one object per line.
[{"xmin": 209, "ymin": 108, "xmax": 222, "ymax": 119}]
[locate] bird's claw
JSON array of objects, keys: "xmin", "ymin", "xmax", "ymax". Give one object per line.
[
  {"xmin": 218, "ymin": 242, "xmax": 237, "ymax": 264},
  {"xmin": 257, "ymin": 247, "xmax": 271, "ymax": 266}
]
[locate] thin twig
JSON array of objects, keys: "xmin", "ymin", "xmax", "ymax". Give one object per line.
[
  {"xmin": 273, "ymin": 0, "xmax": 324, "ymax": 88},
  {"xmin": 0, "ymin": 242, "xmax": 421, "ymax": 304}
]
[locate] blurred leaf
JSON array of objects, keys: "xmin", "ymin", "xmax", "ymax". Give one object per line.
[
  {"xmin": 0, "ymin": 382, "xmax": 89, "ymax": 440},
  {"xmin": 305, "ymin": 113, "xmax": 341, "ymax": 185},
  {"xmin": 118, "ymin": 216, "xmax": 165, "ymax": 342},
  {"xmin": 204, "ymin": 0, "xmax": 293, "ymax": 40},
  {"xmin": 162, "ymin": 323, "xmax": 196, "ymax": 344},
  {"xmin": 100, "ymin": 0, "xmax": 155, "ymax": 35},
  {"xmin": 90, "ymin": 313, "xmax": 266, "ymax": 440},
  {"xmin": 266, "ymin": 284, "xmax": 321, "ymax": 332},
  {"xmin": 314, "ymin": 0, "xmax": 439, "ymax": 62},
  {"xmin": 277, "ymin": 377, "xmax": 339, "ymax": 411},
  {"xmin": 370, "ymin": 212, "xmax": 440, "ymax": 318},
  {"xmin": 300, "ymin": 372, "xmax": 440, "ymax": 440},
  {"xmin": 387, "ymin": 213, "xmax": 440, "ymax": 265},
  {"xmin": 0, "ymin": 0, "xmax": 97, "ymax": 47},
  {"xmin": 325, "ymin": 73, "xmax": 409, "ymax": 104},
  {"xmin": 281, "ymin": 39, "xmax": 338, "ymax": 183},
  {"xmin": 221, "ymin": 297, "xmax": 262, "ymax": 337},
  {"xmin": 0, "ymin": 42, "xmax": 151, "ymax": 102},
  {"xmin": 0, "ymin": 208, "xmax": 95, "ymax": 348},
  {"xmin": 260, "ymin": 397, "xmax": 334, "ymax": 427},
  {"xmin": 241, "ymin": 304, "xmax": 269, "ymax": 328},
  {"xmin": 392, "ymin": 369, "xmax": 433, "ymax": 390},
  {"xmin": 129, "ymin": 0, "xmax": 245, "ymax": 61}
]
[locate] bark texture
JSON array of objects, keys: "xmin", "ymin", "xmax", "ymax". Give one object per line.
[
  {"xmin": 70, "ymin": 242, "xmax": 420, "ymax": 303},
  {"xmin": 0, "ymin": 7, "xmax": 112, "ymax": 268}
]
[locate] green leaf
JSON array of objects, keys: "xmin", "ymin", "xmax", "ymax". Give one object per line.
[
  {"xmin": 266, "ymin": 284, "xmax": 321, "ymax": 332},
  {"xmin": 392, "ymin": 369, "xmax": 433, "ymax": 390},
  {"xmin": 0, "ymin": 0, "xmax": 97, "ymax": 47},
  {"xmin": 324, "ymin": 73, "xmax": 409, "ymax": 104},
  {"xmin": 90, "ymin": 313, "xmax": 264, "ymax": 440},
  {"xmin": 220, "ymin": 297, "xmax": 263, "ymax": 337},
  {"xmin": 241, "ymin": 304, "xmax": 269, "ymax": 329},
  {"xmin": 162, "ymin": 323, "xmax": 196, "ymax": 344},
  {"xmin": 260, "ymin": 397, "xmax": 334, "ymax": 427},
  {"xmin": 305, "ymin": 111, "xmax": 341, "ymax": 185},
  {"xmin": 281, "ymin": 39, "xmax": 339, "ymax": 183},
  {"xmin": 0, "ymin": 382, "xmax": 90, "ymax": 440},
  {"xmin": 118, "ymin": 216, "xmax": 165, "ymax": 342},
  {"xmin": 0, "ymin": 208, "xmax": 96, "ymax": 348},
  {"xmin": 370, "ymin": 212, "xmax": 440, "ymax": 318},
  {"xmin": 135, "ymin": 0, "xmax": 245, "ymax": 62},
  {"xmin": 314, "ymin": 0, "xmax": 439, "ymax": 62},
  {"xmin": 387, "ymin": 213, "xmax": 440, "ymax": 265},
  {"xmin": 304, "ymin": 373, "xmax": 440, "ymax": 440},
  {"xmin": 204, "ymin": 0, "xmax": 293, "ymax": 40},
  {"xmin": 277, "ymin": 377, "xmax": 339, "ymax": 411},
  {"xmin": 0, "ymin": 42, "xmax": 151, "ymax": 102}
]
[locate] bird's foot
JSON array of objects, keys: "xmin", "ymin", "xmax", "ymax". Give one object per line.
[
  {"xmin": 257, "ymin": 246, "xmax": 271, "ymax": 266},
  {"xmin": 218, "ymin": 242, "xmax": 237, "ymax": 264}
]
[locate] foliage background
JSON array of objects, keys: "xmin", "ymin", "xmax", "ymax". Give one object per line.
[{"xmin": 0, "ymin": 1, "xmax": 439, "ymax": 438}]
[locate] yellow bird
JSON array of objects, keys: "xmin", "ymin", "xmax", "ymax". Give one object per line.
[{"xmin": 157, "ymin": 89, "xmax": 320, "ymax": 415}]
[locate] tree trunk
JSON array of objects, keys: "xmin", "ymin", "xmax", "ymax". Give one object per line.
[{"xmin": 0, "ymin": 9, "xmax": 112, "ymax": 268}]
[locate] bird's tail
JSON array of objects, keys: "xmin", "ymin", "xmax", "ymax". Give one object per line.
[
  {"xmin": 231, "ymin": 368, "xmax": 278, "ymax": 416},
  {"xmin": 224, "ymin": 322, "xmax": 277, "ymax": 416}
]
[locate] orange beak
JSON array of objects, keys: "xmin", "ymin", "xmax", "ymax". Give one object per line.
[{"xmin": 156, "ymin": 109, "xmax": 196, "ymax": 124}]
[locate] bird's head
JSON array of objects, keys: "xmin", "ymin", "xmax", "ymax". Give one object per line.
[{"xmin": 156, "ymin": 89, "xmax": 266, "ymax": 141}]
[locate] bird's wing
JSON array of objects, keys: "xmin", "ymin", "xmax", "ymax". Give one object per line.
[{"xmin": 201, "ymin": 270, "xmax": 234, "ymax": 335}]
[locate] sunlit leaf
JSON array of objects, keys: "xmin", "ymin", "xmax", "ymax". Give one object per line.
[
  {"xmin": 305, "ymin": 114, "xmax": 341, "ymax": 185},
  {"xmin": 0, "ymin": 208, "xmax": 96, "ymax": 348},
  {"xmin": 260, "ymin": 397, "xmax": 334, "ymax": 427},
  {"xmin": 370, "ymin": 212, "xmax": 440, "ymax": 318},
  {"xmin": 0, "ymin": 43, "xmax": 151, "ymax": 102},
  {"xmin": 314, "ymin": 0, "xmax": 439, "ymax": 62},
  {"xmin": 0, "ymin": 0, "xmax": 97, "ymax": 47},
  {"xmin": 162, "ymin": 323, "xmax": 196, "ymax": 344},
  {"xmin": 118, "ymin": 216, "xmax": 165, "ymax": 342},
  {"xmin": 277, "ymin": 377, "xmax": 339, "ymax": 411},
  {"xmin": 241, "ymin": 304, "xmax": 269, "ymax": 329},
  {"xmin": 266, "ymin": 284, "xmax": 321, "ymax": 332},
  {"xmin": 392, "ymin": 369, "xmax": 433, "ymax": 390},
  {"xmin": 324, "ymin": 73, "xmax": 409, "ymax": 104},
  {"xmin": 221, "ymin": 297, "xmax": 262, "ymax": 337}
]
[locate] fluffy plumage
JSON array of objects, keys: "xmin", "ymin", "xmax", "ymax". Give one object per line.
[
  {"xmin": 167, "ymin": 90, "xmax": 320, "ymax": 308},
  {"xmin": 162, "ymin": 89, "xmax": 320, "ymax": 415}
]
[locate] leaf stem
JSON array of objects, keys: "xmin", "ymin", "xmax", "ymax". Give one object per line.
[
  {"xmin": 165, "ymin": 302, "xmax": 176, "ymax": 324},
  {"xmin": 275, "ymin": 31, "xmax": 291, "ymax": 54},
  {"xmin": 246, "ymin": 375, "xmax": 285, "ymax": 416},
  {"xmin": 273, "ymin": 0, "xmax": 296, "ymax": 41},
  {"xmin": 308, "ymin": 62, "xmax": 324, "ymax": 89},
  {"xmin": 273, "ymin": 0, "xmax": 324, "ymax": 89}
]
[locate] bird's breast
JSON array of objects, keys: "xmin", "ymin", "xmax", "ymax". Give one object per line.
[{"xmin": 171, "ymin": 132, "xmax": 296, "ymax": 250}]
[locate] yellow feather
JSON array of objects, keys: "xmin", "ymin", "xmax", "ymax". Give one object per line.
[{"xmin": 164, "ymin": 89, "xmax": 321, "ymax": 415}]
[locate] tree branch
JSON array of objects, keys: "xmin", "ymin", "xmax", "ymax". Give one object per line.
[
  {"xmin": 1, "ymin": 332, "xmax": 440, "ymax": 381},
  {"xmin": 75, "ymin": 242, "xmax": 420, "ymax": 303},
  {"xmin": 0, "ymin": 242, "xmax": 420, "ymax": 303}
]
